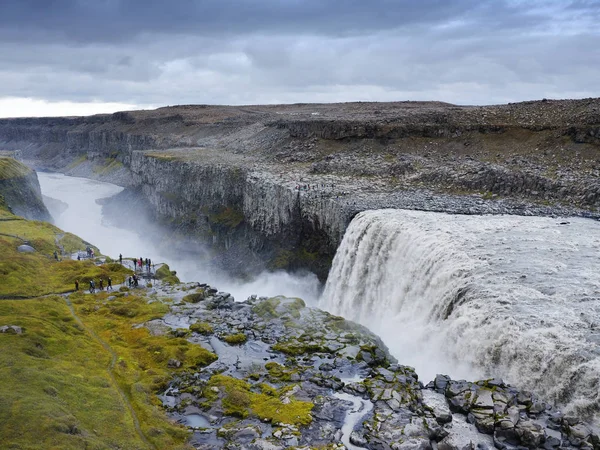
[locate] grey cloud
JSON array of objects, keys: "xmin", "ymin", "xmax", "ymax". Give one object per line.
[
  {"xmin": 0, "ymin": 0, "xmax": 598, "ymax": 111},
  {"xmin": 0, "ymin": 0, "xmax": 570, "ymax": 43}
]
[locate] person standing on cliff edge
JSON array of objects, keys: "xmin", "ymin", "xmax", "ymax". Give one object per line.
[{"xmin": 119, "ymin": 253, "xmax": 122, "ymax": 265}]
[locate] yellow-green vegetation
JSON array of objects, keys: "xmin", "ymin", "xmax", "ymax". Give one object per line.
[
  {"xmin": 189, "ymin": 321, "xmax": 213, "ymax": 335},
  {"xmin": 0, "ymin": 203, "xmax": 213, "ymax": 448},
  {"xmin": 264, "ymin": 362, "xmax": 295, "ymax": 382},
  {"xmin": 92, "ymin": 157, "xmax": 124, "ymax": 175},
  {"xmin": 69, "ymin": 290, "xmax": 217, "ymax": 447},
  {"xmin": 272, "ymin": 340, "xmax": 330, "ymax": 356},
  {"xmin": 182, "ymin": 289, "xmax": 207, "ymax": 303},
  {"xmin": 0, "ymin": 156, "xmax": 31, "ymax": 179},
  {"xmin": 252, "ymin": 296, "xmax": 281, "ymax": 318},
  {"xmin": 207, "ymin": 206, "xmax": 244, "ymax": 229},
  {"xmin": 222, "ymin": 333, "xmax": 247, "ymax": 345},
  {"xmin": 66, "ymin": 154, "xmax": 87, "ymax": 169},
  {"xmin": 0, "ymin": 296, "xmax": 155, "ymax": 449},
  {"xmin": 206, "ymin": 374, "xmax": 313, "ymax": 426},
  {"xmin": 0, "ymin": 210, "xmax": 129, "ymax": 298},
  {"xmin": 252, "ymin": 297, "xmax": 305, "ymax": 320},
  {"xmin": 155, "ymin": 264, "xmax": 180, "ymax": 285}
]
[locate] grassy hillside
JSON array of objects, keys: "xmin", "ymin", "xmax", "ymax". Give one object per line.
[
  {"xmin": 0, "ymin": 201, "xmax": 212, "ymax": 449},
  {"xmin": 0, "ymin": 208, "xmax": 129, "ymax": 298}
]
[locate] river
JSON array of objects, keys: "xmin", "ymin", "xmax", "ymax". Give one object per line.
[{"xmin": 37, "ymin": 171, "xmax": 321, "ymax": 304}]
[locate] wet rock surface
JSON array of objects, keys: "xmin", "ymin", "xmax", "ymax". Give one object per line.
[{"xmin": 147, "ymin": 282, "xmax": 600, "ymax": 450}]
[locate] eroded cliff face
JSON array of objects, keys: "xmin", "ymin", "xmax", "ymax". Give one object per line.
[
  {"xmin": 126, "ymin": 153, "xmax": 346, "ymax": 279},
  {"xmin": 0, "ymin": 156, "xmax": 51, "ymax": 221},
  {"xmin": 1, "ymin": 99, "xmax": 599, "ymax": 278}
]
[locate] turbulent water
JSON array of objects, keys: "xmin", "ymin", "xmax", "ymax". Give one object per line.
[
  {"xmin": 37, "ymin": 172, "xmax": 320, "ymax": 303},
  {"xmin": 320, "ymin": 209, "xmax": 600, "ymax": 421}
]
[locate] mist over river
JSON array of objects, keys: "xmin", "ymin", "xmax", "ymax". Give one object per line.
[{"xmin": 37, "ymin": 171, "xmax": 321, "ymax": 304}]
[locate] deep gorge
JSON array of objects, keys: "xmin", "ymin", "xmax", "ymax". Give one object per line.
[
  {"xmin": 2, "ymin": 100, "xmax": 600, "ymax": 281},
  {"xmin": 3, "ymin": 100, "xmax": 600, "ymax": 448}
]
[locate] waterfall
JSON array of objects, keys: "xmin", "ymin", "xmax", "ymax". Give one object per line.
[{"xmin": 320, "ymin": 209, "xmax": 600, "ymax": 422}]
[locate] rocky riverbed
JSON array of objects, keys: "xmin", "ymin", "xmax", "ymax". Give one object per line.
[{"xmin": 143, "ymin": 281, "xmax": 600, "ymax": 450}]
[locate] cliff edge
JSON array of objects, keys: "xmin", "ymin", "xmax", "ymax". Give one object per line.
[{"xmin": 0, "ymin": 156, "xmax": 50, "ymax": 221}]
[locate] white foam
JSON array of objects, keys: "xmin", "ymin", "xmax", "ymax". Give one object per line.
[{"xmin": 320, "ymin": 209, "xmax": 600, "ymax": 422}]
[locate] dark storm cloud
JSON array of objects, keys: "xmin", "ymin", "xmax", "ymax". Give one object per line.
[
  {"xmin": 0, "ymin": 0, "xmax": 545, "ymax": 42},
  {"xmin": 0, "ymin": 0, "xmax": 599, "ymax": 114}
]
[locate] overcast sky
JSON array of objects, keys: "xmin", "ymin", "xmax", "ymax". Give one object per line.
[{"xmin": 0, "ymin": 0, "xmax": 598, "ymax": 117}]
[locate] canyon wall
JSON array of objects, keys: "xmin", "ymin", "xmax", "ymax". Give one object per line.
[
  {"xmin": 0, "ymin": 156, "xmax": 50, "ymax": 221},
  {"xmin": 1, "ymin": 99, "xmax": 599, "ymax": 278}
]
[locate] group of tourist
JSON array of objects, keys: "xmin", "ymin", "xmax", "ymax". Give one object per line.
[
  {"xmin": 133, "ymin": 256, "xmax": 152, "ymax": 272},
  {"xmin": 73, "ymin": 277, "xmax": 113, "ymax": 293},
  {"xmin": 127, "ymin": 274, "xmax": 140, "ymax": 288},
  {"xmin": 71, "ymin": 252, "xmax": 155, "ymax": 294}
]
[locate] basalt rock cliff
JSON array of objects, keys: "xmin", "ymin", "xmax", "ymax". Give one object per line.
[{"xmin": 1, "ymin": 99, "xmax": 599, "ymax": 278}]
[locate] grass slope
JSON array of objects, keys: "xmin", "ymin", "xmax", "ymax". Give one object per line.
[
  {"xmin": 0, "ymin": 203, "xmax": 213, "ymax": 449},
  {"xmin": 0, "ymin": 210, "xmax": 129, "ymax": 298}
]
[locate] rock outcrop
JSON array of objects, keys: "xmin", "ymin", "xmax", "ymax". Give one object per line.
[
  {"xmin": 151, "ymin": 282, "xmax": 600, "ymax": 449},
  {"xmin": 0, "ymin": 156, "xmax": 50, "ymax": 221}
]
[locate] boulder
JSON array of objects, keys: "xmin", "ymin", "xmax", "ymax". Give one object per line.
[{"xmin": 0, "ymin": 325, "xmax": 23, "ymax": 334}]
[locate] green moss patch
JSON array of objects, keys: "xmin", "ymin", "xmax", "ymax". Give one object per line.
[
  {"xmin": 155, "ymin": 264, "xmax": 180, "ymax": 285},
  {"xmin": 206, "ymin": 374, "xmax": 313, "ymax": 426},
  {"xmin": 272, "ymin": 340, "xmax": 331, "ymax": 356},
  {"xmin": 265, "ymin": 362, "xmax": 296, "ymax": 382},
  {"xmin": 207, "ymin": 206, "xmax": 244, "ymax": 229},
  {"xmin": 0, "ymin": 230, "xmax": 131, "ymax": 298},
  {"xmin": 182, "ymin": 289, "xmax": 207, "ymax": 303},
  {"xmin": 252, "ymin": 297, "xmax": 281, "ymax": 318},
  {"xmin": 190, "ymin": 321, "xmax": 213, "ymax": 335},
  {"xmin": 0, "ymin": 157, "xmax": 31, "ymax": 180},
  {"xmin": 222, "ymin": 333, "xmax": 247, "ymax": 345},
  {"xmin": 0, "ymin": 296, "xmax": 190, "ymax": 449},
  {"xmin": 92, "ymin": 157, "xmax": 124, "ymax": 176}
]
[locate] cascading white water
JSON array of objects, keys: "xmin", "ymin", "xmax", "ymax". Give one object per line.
[{"xmin": 320, "ymin": 209, "xmax": 600, "ymax": 422}]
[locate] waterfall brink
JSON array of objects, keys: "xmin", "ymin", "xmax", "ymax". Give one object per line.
[{"xmin": 320, "ymin": 209, "xmax": 600, "ymax": 422}]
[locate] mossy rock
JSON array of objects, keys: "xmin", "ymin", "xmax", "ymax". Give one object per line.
[
  {"xmin": 252, "ymin": 297, "xmax": 281, "ymax": 318},
  {"xmin": 265, "ymin": 362, "xmax": 295, "ymax": 382},
  {"xmin": 190, "ymin": 321, "xmax": 213, "ymax": 335},
  {"xmin": 222, "ymin": 333, "xmax": 247, "ymax": 345},
  {"xmin": 272, "ymin": 340, "xmax": 330, "ymax": 356},
  {"xmin": 206, "ymin": 374, "xmax": 313, "ymax": 426},
  {"xmin": 183, "ymin": 289, "xmax": 207, "ymax": 303},
  {"xmin": 155, "ymin": 264, "xmax": 180, "ymax": 284}
]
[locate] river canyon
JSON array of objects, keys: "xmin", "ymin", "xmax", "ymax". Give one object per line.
[{"xmin": 2, "ymin": 99, "xmax": 600, "ymax": 448}]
